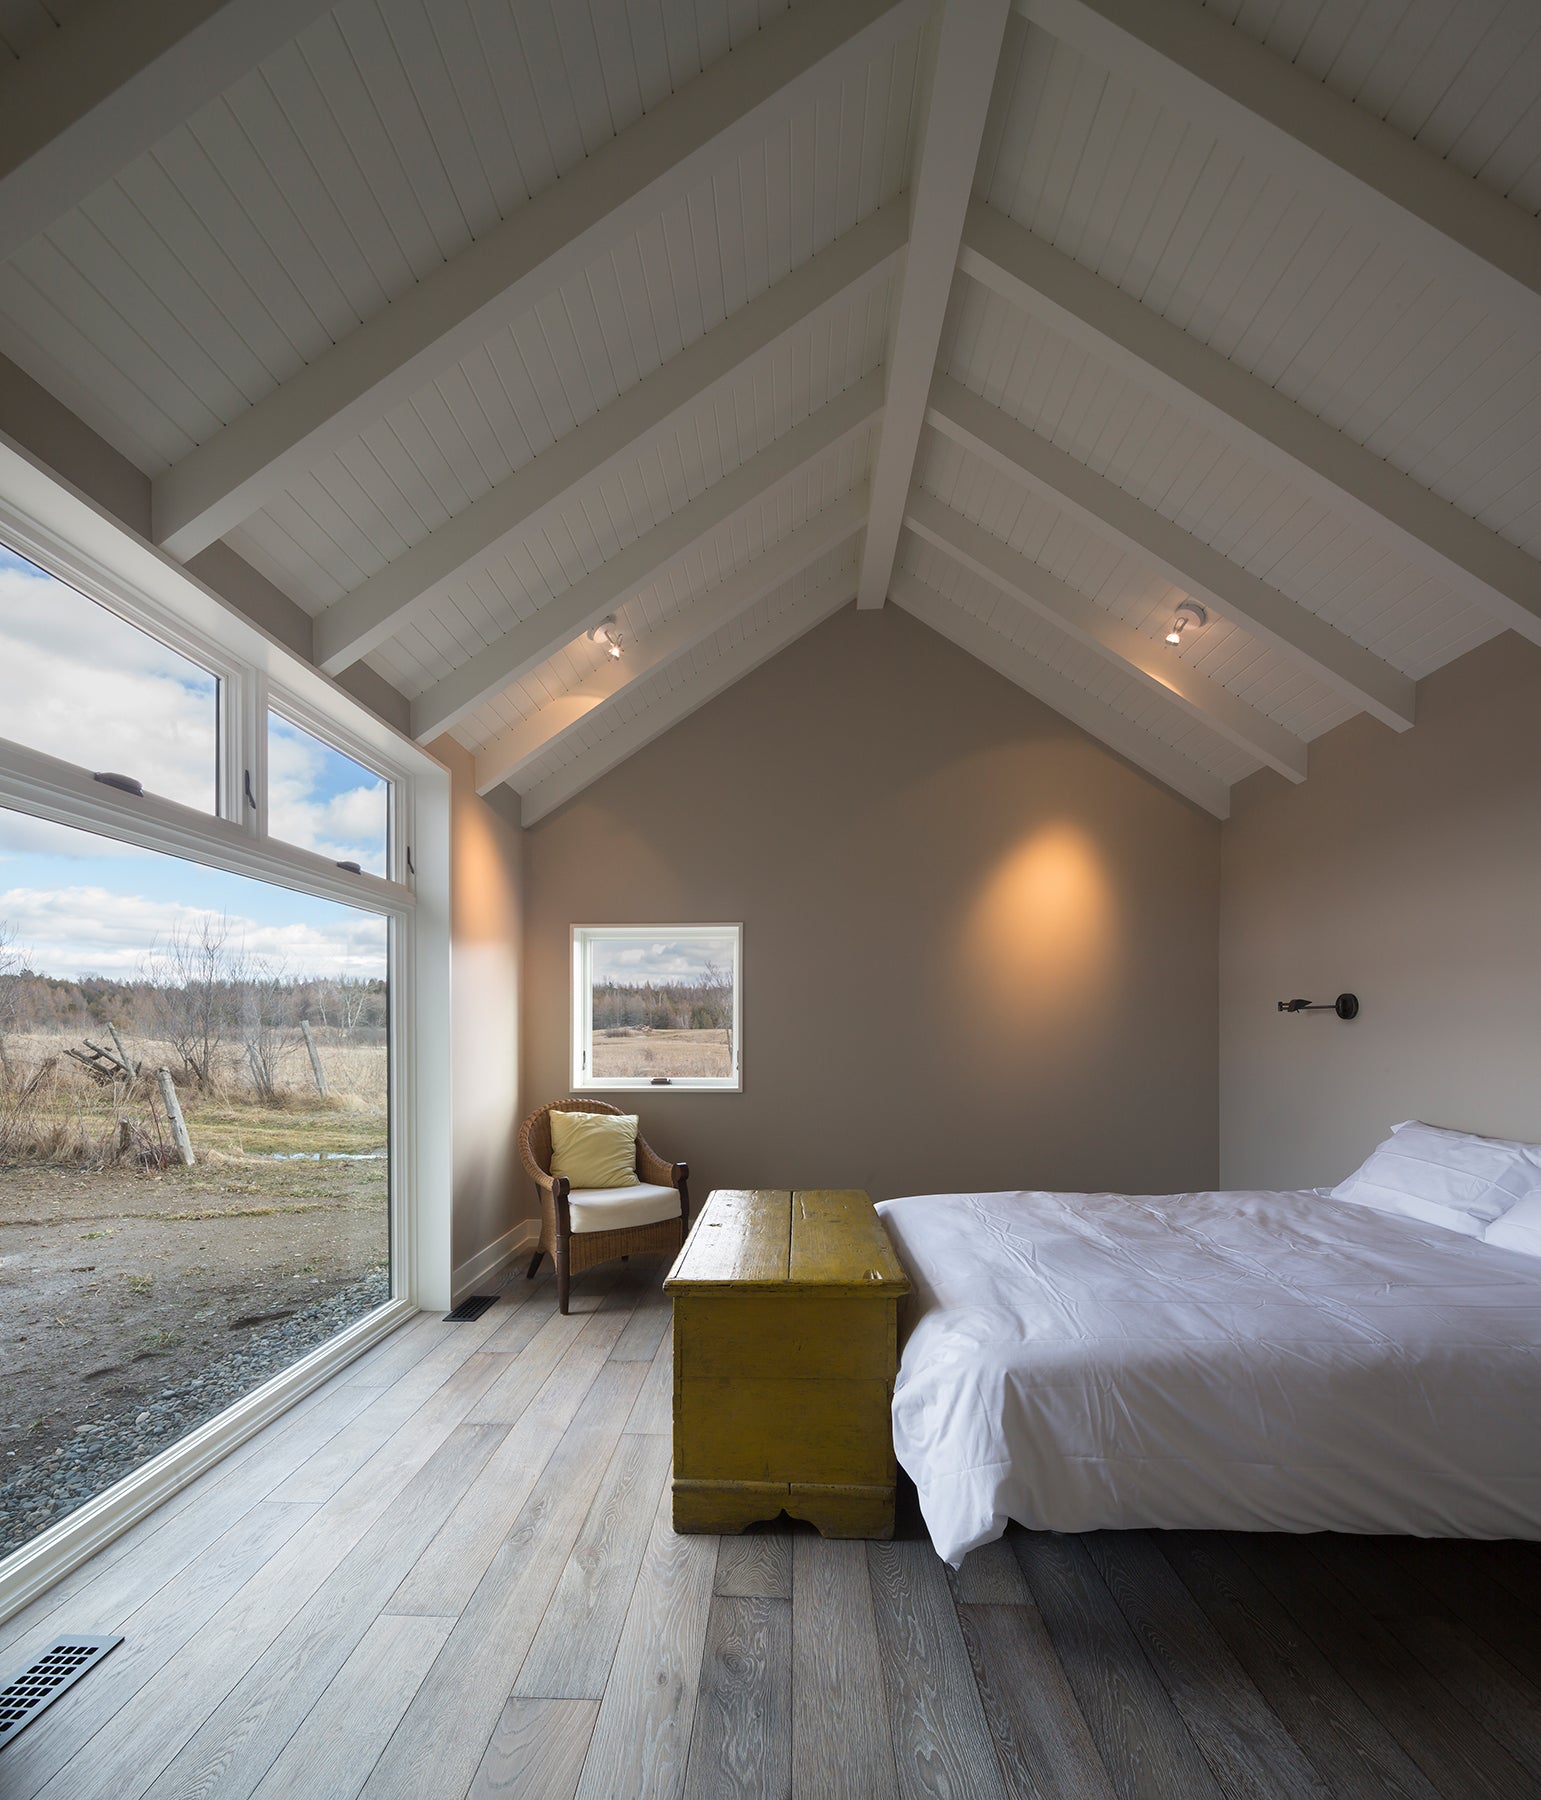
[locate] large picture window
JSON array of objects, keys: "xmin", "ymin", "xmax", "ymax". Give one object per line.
[
  {"xmin": 0, "ymin": 810, "xmax": 389, "ymax": 1559},
  {"xmin": 572, "ymin": 925, "xmax": 741, "ymax": 1091}
]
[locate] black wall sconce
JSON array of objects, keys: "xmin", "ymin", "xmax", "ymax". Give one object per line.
[{"xmin": 1277, "ymin": 993, "xmax": 1359, "ymax": 1020}]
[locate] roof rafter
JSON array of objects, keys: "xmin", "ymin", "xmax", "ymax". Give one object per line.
[
  {"xmin": 855, "ymin": 0, "xmax": 1011, "ymax": 609},
  {"xmin": 316, "ymin": 207, "xmax": 906, "ymax": 676},
  {"xmin": 892, "ymin": 569, "xmax": 1229, "ymax": 817},
  {"xmin": 905, "ymin": 489, "xmax": 1305, "ymax": 780},
  {"xmin": 150, "ymin": 0, "xmax": 929, "ymax": 561},
  {"xmin": 1016, "ymin": 0, "xmax": 1541, "ymax": 343},
  {"xmin": 0, "ymin": 0, "xmax": 337, "ymax": 266},
  {"xmin": 926, "ymin": 374, "xmax": 1416, "ymax": 730},
  {"xmin": 410, "ymin": 369, "xmax": 883, "ymax": 743},
  {"xmin": 474, "ymin": 489, "xmax": 867, "ymax": 793},
  {"xmin": 520, "ymin": 574, "xmax": 855, "ymax": 824},
  {"xmin": 959, "ymin": 201, "xmax": 1541, "ymax": 649}
]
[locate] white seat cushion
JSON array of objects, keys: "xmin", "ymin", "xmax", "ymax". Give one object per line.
[{"xmin": 567, "ymin": 1181, "xmax": 679, "ymax": 1234}]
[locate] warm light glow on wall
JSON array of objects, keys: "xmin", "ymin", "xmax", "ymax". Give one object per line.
[{"xmin": 959, "ymin": 824, "xmax": 1121, "ymax": 1024}]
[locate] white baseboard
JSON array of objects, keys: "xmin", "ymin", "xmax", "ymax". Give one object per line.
[
  {"xmin": 452, "ymin": 1219, "xmax": 538, "ymax": 1302},
  {"xmin": 0, "ymin": 1297, "xmax": 414, "ymax": 1630}
]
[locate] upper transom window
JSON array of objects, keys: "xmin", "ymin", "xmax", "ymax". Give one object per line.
[
  {"xmin": 267, "ymin": 710, "xmax": 390, "ymax": 877},
  {"xmin": 0, "ymin": 544, "xmax": 218, "ymax": 813}
]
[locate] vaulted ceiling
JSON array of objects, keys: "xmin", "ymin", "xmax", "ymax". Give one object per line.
[{"xmin": 2, "ymin": 0, "xmax": 1537, "ymax": 821}]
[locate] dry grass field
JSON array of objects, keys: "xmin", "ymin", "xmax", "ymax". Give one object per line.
[{"xmin": 591, "ymin": 1025, "xmax": 732, "ymax": 1079}]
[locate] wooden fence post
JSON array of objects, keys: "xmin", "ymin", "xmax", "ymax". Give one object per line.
[
  {"xmin": 156, "ymin": 1066, "xmax": 195, "ymax": 1166},
  {"xmin": 300, "ymin": 1018, "xmax": 328, "ymax": 1098},
  {"xmin": 108, "ymin": 1023, "xmax": 138, "ymax": 1078}
]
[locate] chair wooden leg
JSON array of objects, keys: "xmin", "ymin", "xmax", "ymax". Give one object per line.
[
  {"xmin": 556, "ymin": 1245, "xmax": 570, "ymax": 1315},
  {"xmin": 525, "ymin": 1251, "xmax": 543, "ymax": 1279}
]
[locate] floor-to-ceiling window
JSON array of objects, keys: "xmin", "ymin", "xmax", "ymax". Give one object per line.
[{"xmin": 0, "ymin": 523, "xmax": 427, "ymax": 1574}]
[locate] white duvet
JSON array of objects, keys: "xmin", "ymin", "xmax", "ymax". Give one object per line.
[{"xmin": 875, "ymin": 1188, "xmax": 1541, "ymax": 1565}]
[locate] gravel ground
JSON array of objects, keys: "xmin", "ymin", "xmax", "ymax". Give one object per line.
[
  {"xmin": 1, "ymin": 1153, "xmax": 388, "ymax": 1561},
  {"xmin": 0, "ymin": 1268, "xmax": 388, "ymax": 1557}
]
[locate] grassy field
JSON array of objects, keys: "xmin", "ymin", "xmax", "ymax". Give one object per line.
[{"xmin": 592, "ymin": 1026, "xmax": 732, "ymax": 1079}]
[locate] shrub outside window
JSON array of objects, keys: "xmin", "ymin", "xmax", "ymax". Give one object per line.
[{"xmin": 572, "ymin": 925, "xmax": 741, "ymax": 1092}]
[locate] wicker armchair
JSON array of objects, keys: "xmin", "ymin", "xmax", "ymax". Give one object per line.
[{"xmin": 518, "ymin": 1099, "xmax": 689, "ymax": 1314}]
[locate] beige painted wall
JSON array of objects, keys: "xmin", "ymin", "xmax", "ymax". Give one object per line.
[
  {"xmin": 520, "ymin": 603, "xmax": 1220, "ymax": 1205},
  {"xmin": 1219, "ymin": 632, "xmax": 1541, "ymax": 1190},
  {"xmin": 434, "ymin": 738, "xmax": 528, "ymax": 1280}
]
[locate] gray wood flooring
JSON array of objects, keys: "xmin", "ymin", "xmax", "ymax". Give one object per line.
[{"xmin": 3, "ymin": 1256, "xmax": 1540, "ymax": 1799}]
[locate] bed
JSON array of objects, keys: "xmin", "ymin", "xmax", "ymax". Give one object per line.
[{"xmin": 875, "ymin": 1176, "xmax": 1541, "ymax": 1565}]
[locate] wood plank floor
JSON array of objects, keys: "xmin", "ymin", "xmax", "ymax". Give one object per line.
[{"xmin": 4, "ymin": 1256, "xmax": 1540, "ymax": 1799}]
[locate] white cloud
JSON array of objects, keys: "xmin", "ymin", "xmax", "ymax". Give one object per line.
[
  {"xmin": 267, "ymin": 721, "xmax": 388, "ymax": 873},
  {"xmin": 0, "ymin": 883, "xmax": 386, "ymax": 980},
  {"xmin": 592, "ymin": 937, "xmax": 731, "ymax": 984},
  {"xmin": 0, "ymin": 565, "xmax": 218, "ymax": 812}
]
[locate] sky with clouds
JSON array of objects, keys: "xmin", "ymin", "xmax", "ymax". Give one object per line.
[
  {"xmin": 591, "ymin": 936, "xmax": 735, "ymax": 986},
  {"xmin": 0, "ymin": 812, "xmax": 387, "ymax": 983},
  {"xmin": 0, "ymin": 547, "xmax": 388, "ymax": 982}
]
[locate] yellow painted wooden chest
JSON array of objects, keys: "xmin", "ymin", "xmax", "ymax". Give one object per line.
[{"xmin": 663, "ymin": 1188, "xmax": 911, "ymax": 1539}]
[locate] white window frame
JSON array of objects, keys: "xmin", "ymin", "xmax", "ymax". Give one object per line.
[
  {"xmin": 572, "ymin": 923, "xmax": 742, "ymax": 1093},
  {"xmin": 0, "ymin": 461, "xmax": 453, "ymax": 1628}
]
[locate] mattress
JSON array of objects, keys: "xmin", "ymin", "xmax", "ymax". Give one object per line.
[{"xmin": 874, "ymin": 1187, "xmax": 1541, "ymax": 1564}]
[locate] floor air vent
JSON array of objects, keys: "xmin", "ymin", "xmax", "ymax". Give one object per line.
[
  {"xmin": 443, "ymin": 1294, "xmax": 498, "ymax": 1322},
  {"xmin": 0, "ymin": 1636, "xmax": 123, "ymax": 1750}
]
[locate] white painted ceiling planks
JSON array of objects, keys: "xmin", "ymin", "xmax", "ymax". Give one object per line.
[{"xmin": 0, "ymin": 0, "xmax": 1534, "ymax": 822}]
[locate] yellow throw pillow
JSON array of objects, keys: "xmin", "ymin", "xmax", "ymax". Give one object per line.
[{"xmin": 549, "ymin": 1109, "xmax": 638, "ymax": 1189}]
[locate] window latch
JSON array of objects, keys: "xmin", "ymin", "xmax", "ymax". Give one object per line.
[
  {"xmin": 406, "ymin": 845, "xmax": 415, "ymax": 875},
  {"xmin": 93, "ymin": 771, "xmax": 143, "ymax": 797},
  {"xmin": 243, "ymin": 769, "xmax": 257, "ymax": 810}
]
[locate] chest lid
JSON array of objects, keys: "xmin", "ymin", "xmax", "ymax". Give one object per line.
[{"xmin": 665, "ymin": 1188, "xmax": 910, "ymax": 1295}]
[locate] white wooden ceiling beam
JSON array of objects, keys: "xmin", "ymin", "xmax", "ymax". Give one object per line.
[
  {"xmin": 410, "ymin": 370, "xmax": 882, "ymax": 742},
  {"xmin": 892, "ymin": 569, "xmax": 1229, "ymax": 817},
  {"xmin": 315, "ymin": 208, "xmax": 905, "ymax": 675},
  {"xmin": 927, "ymin": 375, "xmax": 1416, "ymax": 731},
  {"xmin": 150, "ymin": 0, "xmax": 929, "ymax": 561},
  {"xmin": 855, "ymin": 0, "xmax": 1011, "ymax": 609},
  {"xmin": 905, "ymin": 489, "xmax": 1304, "ymax": 780},
  {"xmin": 474, "ymin": 489, "xmax": 867, "ymax": 792},
  {"xmin": 519, "ymin": 575, "xmax": 855, "ymax": 824},
  {"xmin": 0, "ymin": 0, "xmax": 337, "ymax": 265},
  {"xmin": 1015, "ymin": 0, "xmax": 1541, "ymax": 343},
  {"xmin": 960, "ymin": 202, "xmax": 1541, "ymax": 648}
]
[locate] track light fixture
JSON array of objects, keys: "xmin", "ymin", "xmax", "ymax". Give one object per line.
[
  {"xmin": 588, "ymin": 616, "xmax": 623, "ymax": 659},
  {"xmin": 1165, "ymin": 600, "xmax": 1208, "ymax": 646}
]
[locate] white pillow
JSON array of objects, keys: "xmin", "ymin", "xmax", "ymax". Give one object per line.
[
  {"xmin": 1485, "ymin": 1193, "xmax": 1541, "ymax": 1259},
  {"xmin": 1330, "ymin": 1120, "xmax": 1541, "ymax": 1239}
]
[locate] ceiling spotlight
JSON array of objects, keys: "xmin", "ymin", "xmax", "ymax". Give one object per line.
[
  {"xmin": 588, "ymin": 616, "xmax": 623, "ymax": 659},
  {"xmin": 1165, "ymin": 600, "xmax": 1208, "ymax": 646}
]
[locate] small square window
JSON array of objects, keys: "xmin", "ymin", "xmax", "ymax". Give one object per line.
[
  {"xmin": 267, "ymin": 711, "xmax": 389, "ymax": 876},
  {"xmin": 0, "ymin": 543, "xmax": 219, "ymax": 812},
  {"xmin": 573, "ymin": 926, "xmax": 741, "ymax": 1091}
]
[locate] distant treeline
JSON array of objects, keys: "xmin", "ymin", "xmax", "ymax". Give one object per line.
[
  {"xmin": 0, "ymin": 968, "xmax": 387, "ymax": 1038},
  {"xmin": 592, "ymin": 977, "xmax": 730, "ymax": 1036}
]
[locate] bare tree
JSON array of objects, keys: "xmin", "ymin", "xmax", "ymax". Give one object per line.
[
  {"xmin": 0, "ymin": 919, "xmax": 25, "ymax": 1086},
  {"xmin": 140, "ymin": 914, "xmax": 233, "ymax": 1087},
  {"xmin": 701, "ymin": 958, "xmax": 734, "ymax": 1062},
  {"xmin": 234, "ymin": 950, "xmax": 294, "ymax": 1103}
]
